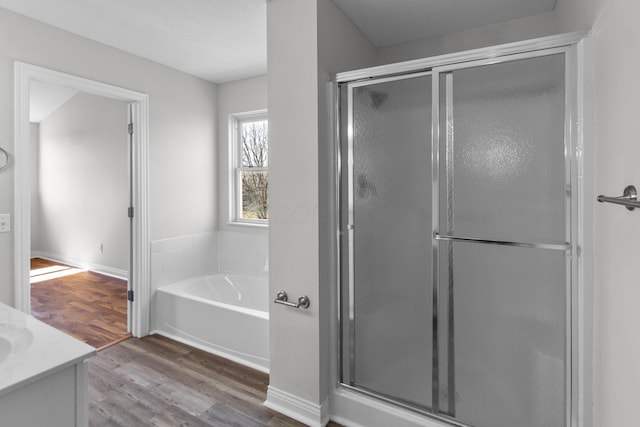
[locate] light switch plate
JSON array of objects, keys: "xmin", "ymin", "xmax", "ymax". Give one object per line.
[{"xmin": 0, "ymin": 214, "xmax": 10, "ymax": 232}]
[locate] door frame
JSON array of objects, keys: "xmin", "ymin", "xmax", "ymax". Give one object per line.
[
  {"xmin": 330, "ymin": 32, "xmax": 593, "ymax": 427},
  {"xmin": 13, "ymin": 62, "xmax": 151, "ymax": 337}
]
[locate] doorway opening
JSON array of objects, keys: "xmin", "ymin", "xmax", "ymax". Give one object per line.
[{"xmin": 14, "ymin": 62, "xmax": 150, "ymax": 338}]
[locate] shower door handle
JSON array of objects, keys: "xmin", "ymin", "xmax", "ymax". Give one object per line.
[{"xmin": 433, "ymin": 232, "xmax": 570, "ymax": 251}]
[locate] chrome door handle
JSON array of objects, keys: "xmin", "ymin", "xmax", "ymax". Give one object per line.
[
  {"xmin": 274, "ymin": 290, "xmax": 310, "ymax": 309},
  {"xmin": 597, "ymin": 185, "xmax": 640, "ymax": 211}
]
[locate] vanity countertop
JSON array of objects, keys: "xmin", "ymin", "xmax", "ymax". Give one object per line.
[{"xmin": 0, "ymin": 302, "xmax": 95, "ymax": 397}]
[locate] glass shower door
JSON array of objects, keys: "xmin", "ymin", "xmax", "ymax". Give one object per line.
[
  {"xmin": 341, "ymin": 74, "xmax": 433, "ymax": 408},
  {"xmin": 434, "ymin": 53, "xmax": 569, "ymax": 427},
  {"xmin": 338, "ymin": 48, "xmax": 574, "ymax": 427}
]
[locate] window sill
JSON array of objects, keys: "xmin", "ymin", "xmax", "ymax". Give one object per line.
[{"xmin": 228, "ymin": 220, "xmax": 268, "ymax": 229}]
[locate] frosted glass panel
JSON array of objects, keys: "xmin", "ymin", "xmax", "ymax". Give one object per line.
[
  {"xmin": 340, "ymin": 51, "xmax": 572, "ymax": 427},
  {"xmin": 350, "ymin": 75, "xmax": 432, "ymax": 407},
  {"xmin": 442, "ymin": 54, "xmax": 566, "ymax": 243},
  {"xmin": 438, "ymin": 242, "xmax": 566, "ymax": 427}
]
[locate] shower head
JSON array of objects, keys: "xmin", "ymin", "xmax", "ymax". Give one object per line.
[{"xmin": 369, "ymin": 90, "xmax": 388, "ymax": 109}]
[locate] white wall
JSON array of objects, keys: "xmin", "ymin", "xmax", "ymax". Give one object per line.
[
  {"xmin": 0, "ymin": 7, "xmax": 217, "ymax": 304},
  {"xmin": 266, "ymin": 0, "xmax": 376, "ymax": 420},
  {"xmin": 267, "ymin": 0, "xmax": 321, "ymax": 407},
  {"xmin": 29, "ymin": 123, "xmax": 39, "ymax": 251},
  {"xmin": 216, "ymin": 75, "xmax": 268, "ymax": 233},
  {"xmin": 376, "ymin": 2, "xmax": 592, "ymax": 65},
  {"xmin": 577, "ymin": 1, "xmax": 640, "ymax": 425},
  {"xmin": 36, "ymin": 92, "xmax": 128, "ymax": 273}
]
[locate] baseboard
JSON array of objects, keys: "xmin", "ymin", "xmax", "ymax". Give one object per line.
[
  {"xmin": 31, "ymin": 251, "xmax": 128, "ymax": 281},
  {"xmin": 150, "ymin": 329, "xmax": 269, "ymax": 374},
  {"xmin": 264, "ymin": 386, "xmax": 329, "ymax": 427}
]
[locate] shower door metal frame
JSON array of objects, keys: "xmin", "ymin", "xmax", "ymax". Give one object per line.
[{"xmin": 333, "ymin": 31, "xmax": 591, "ymax": 427}]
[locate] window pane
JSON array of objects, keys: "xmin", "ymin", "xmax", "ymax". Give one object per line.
[
  {"xmin": 241, "ymin": 170, "xmax": 268, "ymax": 219},
  {"xmin": 241, "ymin": 120, "xmax": 268, "ymax": 168}
]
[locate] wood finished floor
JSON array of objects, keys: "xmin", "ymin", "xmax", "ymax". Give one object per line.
[
  {"xmin": 30, "ymin": 257, "xmax": 131, "ymax": 349},
  {"xmin": 89, "ymin": 334, "xmax": 344, "ymax": 427},
  {"xmin": 30, "ymin": 259, "xmax": 343, "ymax": 426}
]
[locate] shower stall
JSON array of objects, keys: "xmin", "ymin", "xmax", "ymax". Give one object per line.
[{"xmin": 335, "ymin": 34, "xmax": 588, "ymax": 427}]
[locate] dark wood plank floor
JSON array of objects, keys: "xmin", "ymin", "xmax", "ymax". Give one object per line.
[
  {"xmin": 30, "ymin": 257, "xmax": 131, "ymax": 350},
  {"xmin": 89, "ymin": 335, "xmax": 343, "ymax": 427}
]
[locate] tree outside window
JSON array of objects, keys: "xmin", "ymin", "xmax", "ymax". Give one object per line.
[{"xmin": 231, "ymin": 111, "xmax": 268, "ymax": 225}]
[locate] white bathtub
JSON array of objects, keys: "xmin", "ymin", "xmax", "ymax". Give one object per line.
[{"xmin": 153, "ymin": 273, "xmax": 269, "ymax": 372}]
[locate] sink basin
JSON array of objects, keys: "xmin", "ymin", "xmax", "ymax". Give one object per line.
[{"xmin": 0, "ymin": 324, "xmax": 34, "ymax": 363}]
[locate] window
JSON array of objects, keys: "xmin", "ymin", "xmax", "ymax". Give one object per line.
[{"xmin": 230, "ymin": 111, "xmax": 268, "ymax": 225}]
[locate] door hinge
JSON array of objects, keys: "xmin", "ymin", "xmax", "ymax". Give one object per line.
[
  {"xmin": 127, "ymin": 290, "xmax": 134, "ymax": 302},
  {"xmin": 128, "ymin": 123, "xmax": 134, "ymax": 135},
  {"xmin": 128, "ymin": 206, "xmax": 134, "ymax": 218}
]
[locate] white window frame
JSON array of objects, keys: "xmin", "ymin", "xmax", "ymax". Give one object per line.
[{"xmin": 229, "ymin": 109, "xmax": 268, "ymax": 227}]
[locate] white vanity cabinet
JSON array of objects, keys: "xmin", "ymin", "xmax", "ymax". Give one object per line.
[{"xmin": 0, "ymin": 303, "xmax": 95, "ymax": 427}]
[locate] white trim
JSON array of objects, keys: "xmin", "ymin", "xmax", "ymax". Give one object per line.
[
  {"xmin": 151, "ymin": 330, "xmax": 269, "ymax": 374},
  {"xmin": 228, "ymin": 109, "xmax": 269, "ymax": 227},
  {"xmin": 129, "ymin": 92, "xmax": 151, "ymax": 337},
  {"xmin": 13, "ymin": 63, "xmax": 30, "ymax": 313},
  {"xmin": 264, "ymin": 386, "xmax": 329, "ymax": 427},
  {"xmin": 336, "ymin": 31, "xmax": 588, "ymax": 82},
  {"xmin": 31, "ymin": 252, "xmax": 128, "ymax": 281},
  {"xmin": 13, "ymin": 62, "xmax": 150, "ymax": 337},
  {"xmin": 226, "ymin": 221, "xmax": 268, "ymax": 229}
]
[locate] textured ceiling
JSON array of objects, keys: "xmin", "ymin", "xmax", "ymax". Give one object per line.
[
  {"xmin": 0, "ymin": 0, "xmax": 557, "ymax": 85},
  {"xmin": 333, "ymin": 0, "xmax": 557, "ymax": 47},
  {"xmin": 0, "ymin": 0, "xmax": 267, "ymax": 84}
]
